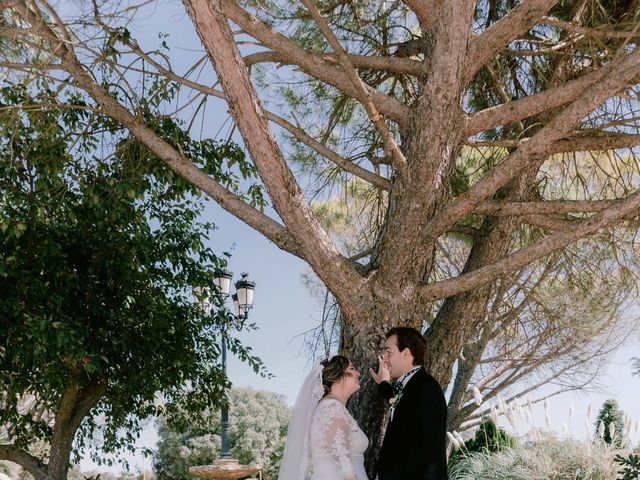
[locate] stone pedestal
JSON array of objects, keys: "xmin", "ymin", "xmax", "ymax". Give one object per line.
[{"xmin": 189, "ymin": 458, "xmax": 262, "ymax": 479}]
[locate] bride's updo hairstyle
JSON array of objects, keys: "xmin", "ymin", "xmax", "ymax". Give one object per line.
[{"xmin": 320, "ymin": 355, "xmax": 351, "ymax": 397}]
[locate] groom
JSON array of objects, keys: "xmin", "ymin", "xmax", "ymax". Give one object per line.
[{"xmin": 370, "ymin": 327, "xmax": 448, "ymax": 480}]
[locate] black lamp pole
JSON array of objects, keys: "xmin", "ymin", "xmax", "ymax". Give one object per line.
[
  {"xmin": 220, "ymin": 332, "xmax": 231, "ymax": 458},
  {"xmin": 212, "ymin": 271, "xmax": 255, "ymax": 460}
]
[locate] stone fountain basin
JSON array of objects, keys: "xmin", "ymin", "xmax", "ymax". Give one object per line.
[{"xmin": 190, "ymin": 459, "xmax": 262, "ymax": 479}]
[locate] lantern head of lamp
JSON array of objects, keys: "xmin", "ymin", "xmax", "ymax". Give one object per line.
[
  {"xmin": 212, "ymin": 269, "xmax": 233, "ymax": 297},
  {"xmin": 234, "ymin": 273, "xmax": 255, "ymax": 319}
]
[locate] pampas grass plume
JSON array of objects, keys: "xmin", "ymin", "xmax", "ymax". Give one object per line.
[
  {"xmin": 447, "ymin": 431, "xmax": 460, "ymax": 449},
  {"xmin": 472, "ymin": 386, "xmax": 483, "ymax": 407}
]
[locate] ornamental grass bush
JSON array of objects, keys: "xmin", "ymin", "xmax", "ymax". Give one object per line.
[{"xmin": 449, "ymin": 438, "xmax": 622, "ymax": 480}]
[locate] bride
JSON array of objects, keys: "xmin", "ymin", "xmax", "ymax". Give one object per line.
[{"xmin": 277, "ymin": 356, "xmax": 369, "ymax": 480}]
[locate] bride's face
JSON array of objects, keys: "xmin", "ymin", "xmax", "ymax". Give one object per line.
[{"xmin": 342, "ymin": 362, "xmax": 361, "ymax": 394}]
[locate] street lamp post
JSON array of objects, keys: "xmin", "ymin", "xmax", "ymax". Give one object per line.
[
  {"xmin": 220, "ymin": 333, "xmax": 231, "ymax": 459},
  {"xmin": 191, "ymin": 270, "xmax": 260, "ymax": 479},
  {"xmin": 211, "ymin": 271, "xmax": 255, "ymax": 461}
]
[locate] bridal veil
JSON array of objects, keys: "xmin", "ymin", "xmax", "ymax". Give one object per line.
[{"xmin": 277, "ymin": 362, "xmax": 324, "ymax": 480}]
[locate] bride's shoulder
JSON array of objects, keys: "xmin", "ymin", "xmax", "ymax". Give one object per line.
[
  {"xmin": 313, "ymin": 399, "xmax": 350, "ymax": 426},
  {"xmin": 315, "ymin": 397, "xmax": 345, "ymax": 414}
]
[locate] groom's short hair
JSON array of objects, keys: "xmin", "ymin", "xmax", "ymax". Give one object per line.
[{"xmin": 386, "ymin": 327, "xmax": 426, "ymax": 366}]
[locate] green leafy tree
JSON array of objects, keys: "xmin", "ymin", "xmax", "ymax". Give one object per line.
[
  {"xmin": 153, "ymin": 388, "xmax": 289, "ymax": 480},
  {"xmin": 0, "ymin": 81, "xmax": 265, "ymax": 480},
  {"xmin": 594, "ymin": 399, "xmax": 625, "ymax": 447}
]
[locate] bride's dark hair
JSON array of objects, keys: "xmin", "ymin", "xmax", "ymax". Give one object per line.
[{"xmin": 320, "ymin": 355, "xmax": 351, "ymax": 397}]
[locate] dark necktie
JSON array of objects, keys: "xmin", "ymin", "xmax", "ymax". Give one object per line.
[
  {"xmin": 391, "ymin": 380, "xmax": 403, "ymax": 396},
  {"xmin": 393, "ymin": 367, "xmax": 420, "ymax": 395}
]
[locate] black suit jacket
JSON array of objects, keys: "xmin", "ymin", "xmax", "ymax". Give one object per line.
[{"xmin": 377, "ymin": 368, "xmax": 448, "ymax": 480}]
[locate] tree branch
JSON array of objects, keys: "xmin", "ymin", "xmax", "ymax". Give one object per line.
[
  {"xmin": 420, "ymin": 187, "xmax": 640, "ymax": 301},
  {"xmin": 401, "ymin": 0, "xmax": 443, "ymax": 31},
  {"xmin": 183, "ymin": 0, "xmax": 365, "ymax": 318},
  {"xmin": 219, "ymin": 0, "xmax": 409, "ymax": 125},
  {"xmin": 301, "ymin": 0, "xmax": 407, "ymax": 174},
  {"xmin": 461, "ymin": 386, "xmax": 576, "ymax": 430},
  {"xmin": 549, "ymin": 132, "xmax": 640, "ymax": 153},
  {"xmin": 518, "ymin": 214, "xmax": 576, "ymax": 231},
  {"xmin": 465, "ymin": 67, "xmax": 617, "ymax": 136},
  {"xmin": 447, "ymin": 325, "xmax": 492, "ymax": 424},
  {"xmin": 474, "ymin": 338, "xmax": 614, "ymax": 422},
  {"xmin": 541, "ymin": 15, "xmax": 640, "ymax": 39},
  {"xmin": 0, "ymin": 0, "xmax": 22, "ymax": 13},
  {"xmin": 242, "ymin": 50, "xmax": 422, "ymax": 76},
  {"xmin": 474, "ymin": 198, "xmax": 624, "ymax": 216},
  {"xmin": 115, "ymin": 38, "xmax": 390, "ymax": 190},
  {"xmin": 425, "ymin": 46, "xmax": 640, "ymax": 240},
  {"xmin": 466, "ymin": 132, "xmax": 640, "ymax": 153},
  {"xmin": 268, "ymin": 114, "xmax": 391, "ymax": 191},
  {"xmin": 49, "ymin": 381, "xmax": 79, "ymax": 456},
  {"xmin": 0, "ymin": 444, "xmax": 48, "ymax": 479},
  {"xmin": 12, "ymin": 1, "xmax": 306, "ymax": 262},
  {"xmin": 66, "ymin": 380, "xmax": 107, "ymax": 436},
  {"xmin": 465, "ymin": 0, "xmax": 560, "ymax": 82}
]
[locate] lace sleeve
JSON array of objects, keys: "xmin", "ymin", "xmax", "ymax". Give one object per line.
[{"xmin": 317, "ymin": 401, "xmax": 357, "ymax": 480}]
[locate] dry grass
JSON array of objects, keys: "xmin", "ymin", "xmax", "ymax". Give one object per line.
[{"xmin": 449, "ymin": 438, "xmax": 624, "ymax": 480}]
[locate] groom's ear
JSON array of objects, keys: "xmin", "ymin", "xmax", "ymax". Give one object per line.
[{"xmin": 401, "ymin": 348, "xmax": 414, "ymax": 363}]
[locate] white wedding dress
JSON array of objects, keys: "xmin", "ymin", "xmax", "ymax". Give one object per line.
[{"xmin": 309, "ymin": 398, "xmax": 369, "ymax": 480}]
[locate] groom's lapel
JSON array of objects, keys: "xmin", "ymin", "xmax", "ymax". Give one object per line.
[
  {"xmin": 393, "ymin": 367, "xmax": 424, "ymax": 417},
  {"xmin": 403, "ymin": 366, "xmax": 424, "ymax": 391}
]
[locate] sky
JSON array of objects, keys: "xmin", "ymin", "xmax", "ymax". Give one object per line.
[{"xmin": 66, "ymin": 0, "xmax": 640, "ymax": 474}]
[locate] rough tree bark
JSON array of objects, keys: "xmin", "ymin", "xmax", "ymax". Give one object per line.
[{"xmin": 0, "ymin": 377, "xmax": 106, "ymax": 480}]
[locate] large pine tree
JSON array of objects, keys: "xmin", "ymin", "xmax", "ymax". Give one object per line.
[{"xmin": 3, "ymin": 1, "xmax": 640, "ymax": 474}]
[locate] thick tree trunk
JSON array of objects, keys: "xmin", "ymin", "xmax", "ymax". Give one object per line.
[
  {"xmin": 0, "ymin": 378, "xmax": 108, "ymax": 480},
  {"xmin": 346, "ymin": 214, "xmax": 517, "ymax": 472},
  {"xmin": 349, "ymin": 170, "xmax": 533, "ymax": 468},
  {"xmin": 47, "ymin": 433, "xmax": 75, "ymax": 480},
  {"xmin": 341, "ymin": 300, "xmax": 424, "ymax": 478},
  {"xmin": 342, "ymin": 319, "xmax": 389, "ymax": 478}
]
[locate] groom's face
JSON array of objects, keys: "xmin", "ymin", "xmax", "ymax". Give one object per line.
[{"xmin": 383, "ymin": 335, "xmax": 413, "ymax": 380}]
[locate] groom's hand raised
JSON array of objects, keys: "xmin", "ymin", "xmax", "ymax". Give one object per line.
[{"xmin": 369, "ymin": 355, "xmax": 391, "ymax": 384}]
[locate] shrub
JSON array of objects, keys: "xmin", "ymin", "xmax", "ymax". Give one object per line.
[
  {"xmin": 449, "ymin": 419, "xmax": 515, "ymax": 469},
  {"xmin": 466, "ymin": 419, "xmax": 515, "ymax": 452},
  {"xmin": 614, "ymin": 452, "xmax": 640, "ymax": 480},
  {"xmin": 450, "ymin": 438, "xmax": 620, "ymax": 480}
]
